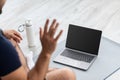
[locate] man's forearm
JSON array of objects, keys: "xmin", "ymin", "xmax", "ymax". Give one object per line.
[
  {"xmin": 28, "ymin": 51, "xmax": 51, "ymax": 80},
  {"xmin": 27, "ymin": 19, "xmax": 62, "ymax": 80},
  {"xmin": 15, "ymin": 43, "xmax": 51, "ymax": 80}
]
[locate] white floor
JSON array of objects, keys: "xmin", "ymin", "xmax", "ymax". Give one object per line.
[
  {"xmin": 1, "ymin": 0, "xmax": 120, "ymax": 44},
  {"xmin": 1, "ymin": 1, "xmax": 120, "ymax": 80},
  {"xmin": 0, "ymin": 0, "xmax": 120, "ymax": 51}
]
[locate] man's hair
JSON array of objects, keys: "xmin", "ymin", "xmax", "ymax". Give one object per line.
[{"xmin": 0, "ymin": 9, "xmax": 2, "ymax": 14}]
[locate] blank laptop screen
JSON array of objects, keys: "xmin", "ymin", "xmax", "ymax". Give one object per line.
[{"xmin": 66, "ymin": 24, "xmax": 102, "ymax": 55}]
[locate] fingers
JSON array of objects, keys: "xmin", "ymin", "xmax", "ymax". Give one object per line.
[
  {"xmin": 12, "ymin": 34, "xmax": 21, "ymax": 43},
  {"xmin": 49, "ymin": 19, "xmax": 56, "ymax": 30},
  {"xmin": 55, "ymin": 23, "xmax": 59, "ymax": 30},
  {"xmin": 40, "ymin": 27, "xmax": 43, "ymax": 40},
  {"xmin": 41, "ymin": 19, "xmax": 63, "ymax": 42},
  {"xmin": 55, "ymin": 30, "xmax": 63, "ymax": 41},
  {"xmin": 14, "ymin": 31, "xmax": 22, "ymax": 40},
  {"xmin": 49, "ymin": 19, "xmax": 59, "ymax": 37},
  {"xmin": 12, "ymin": 30, "xmax": 22, "ymax": 43},
  {"xmin": 44, "ymin": 19, "xmax": 49, "ymax": 34}
]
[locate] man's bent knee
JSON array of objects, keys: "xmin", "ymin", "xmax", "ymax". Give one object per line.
[
  {"xmin": 46, "ymin": 67, "xmax": 76, "ymax": 80},
  {"xmin": 61, "ymin": 68, "xmax": 76, "ymax": 80}
]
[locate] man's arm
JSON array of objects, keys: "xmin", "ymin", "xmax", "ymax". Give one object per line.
[
  {"xmin": 28, "ymin": 19, "xmax": 63, "ymax": 80},
  {"xmin": 2, "ymin": 28, "xmax": 29, "ymax": 72},
  {"xmin": 8, "ymin": 35, "xmax": 29, "ymax": 73},
  {"xmin": 3, "ymin": 29, "xmax": 22, "ymax": 43},
  {"xmin": 1, "ymin": 66, "xmax": 27, "ymax": 80},
  {"xmin": 1, "ymin": 19, "xmax": 63, "ymax": 80}
]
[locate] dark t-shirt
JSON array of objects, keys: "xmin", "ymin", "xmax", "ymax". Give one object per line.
[{"xmin": 0, "ymin": 33, "xmax": 21, "ymax": 77}]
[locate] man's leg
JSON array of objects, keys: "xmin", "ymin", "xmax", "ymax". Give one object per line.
[
  {"xmin": 46, "ymin": 68, "xmax": 76, "ymax": 80},
  {"xmin": 47, "ymin": 68, "xmax": 58, "ymax": 72}
]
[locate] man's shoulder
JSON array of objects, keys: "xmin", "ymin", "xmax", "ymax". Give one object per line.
[{"xmin": 0, "ymin": 34, "xmax": 22, "ymax": 77}]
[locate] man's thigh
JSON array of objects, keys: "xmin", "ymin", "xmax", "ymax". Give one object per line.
[{"xmin": 46, "ymin": 68, "xmax": 76, "ymax": 80}]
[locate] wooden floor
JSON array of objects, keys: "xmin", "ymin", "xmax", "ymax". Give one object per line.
[{"xmin": 0, "ymin": 0, "xmax": 120, "ymax": 44}]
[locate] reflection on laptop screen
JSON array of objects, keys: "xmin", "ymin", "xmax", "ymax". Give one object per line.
[{"xmin": 66, "ymin": 24, "xmax": 102, "ymax": 55}]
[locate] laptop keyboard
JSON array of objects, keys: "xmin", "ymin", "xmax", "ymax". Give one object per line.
[{"xmin": 61, "ymin": 49, "xmax": 95, "ymax": 63}]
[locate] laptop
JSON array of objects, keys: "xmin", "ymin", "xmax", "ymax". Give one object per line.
[{"xmin": 54, "ymin": 24, "xmax": 102, "ymax": 70}]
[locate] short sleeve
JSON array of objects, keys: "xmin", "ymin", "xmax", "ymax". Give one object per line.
[{"xmin": 0, "ymin": 33, "xmax": 21, "ymax": 77}]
